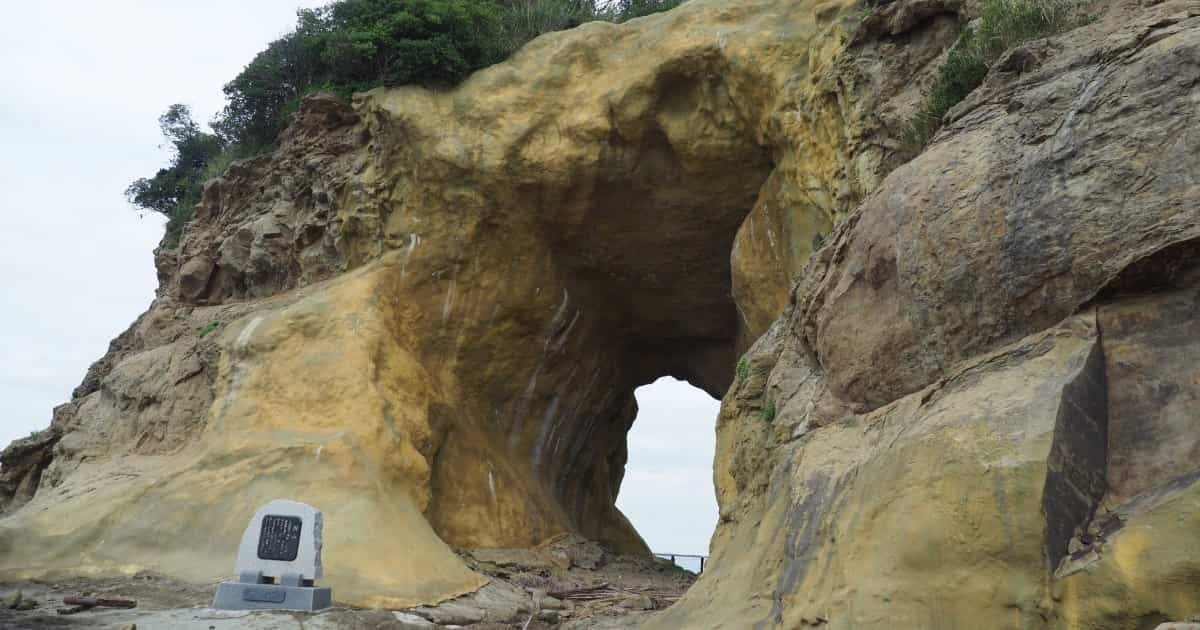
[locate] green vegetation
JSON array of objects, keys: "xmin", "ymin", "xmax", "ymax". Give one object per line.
[
  {"xmin": 497, "ymin": 0, "xmax": 601, "ymax": 54},
  {"xmin": 128, "ymin": 0, "xmax": 686, "ymax": 246},
  {"xmin": 215, "ymin": 0, "xmax": 508, "ymax": 149},
  {"xmin": 735, "ymin": 358, "xmax": 751, "ymax": 382},
  {"xmin": 761, "ymin": 400, "xmax": 776, "ymax": 424},
  {"xmin": 608, "ymin": 0, "xmax": 686, "ymax": 21},
  {"xmin": 198, "ymin": 321, "xmax": 222, "ymax": 338},
  {"xmin": 496, "ymin": 0, "xmax": 684, "ymax": 54},
  {"xmin": 856, "ymin": 0, "xmax": 882, "ymax": 24},
  {"xmin": 905, "ymin": 0, "xmax": 1088, "ymax": 150},
  {"xmin": 3, "ymin": 591, "xmax": 36, "ymax": 611},
  {"xmin": 125, "ymin": 105, "xmax": 225, "ymax": 246}
]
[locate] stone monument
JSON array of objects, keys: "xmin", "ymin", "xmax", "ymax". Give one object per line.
[{"xmin": 212, "ymin": 499, "xmax": 332, "ymax": 610}]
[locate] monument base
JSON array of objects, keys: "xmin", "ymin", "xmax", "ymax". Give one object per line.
[{"xmin": 212, "ymin": 581, "xmax": 332, "ymax": 611}]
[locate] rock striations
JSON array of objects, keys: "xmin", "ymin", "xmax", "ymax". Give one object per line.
[{"xmin": 3, "ymin": 0, "xmax": 1200, "ymax": 626}]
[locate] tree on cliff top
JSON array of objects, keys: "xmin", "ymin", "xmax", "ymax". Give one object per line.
[
  {"xmin": 213, "ymin": 0, "xmax": 506, "ymax": 149},
  {"xmin": 124, "ymin": 105, "xmax": 224, "ymax": 245},
  {"xmin": 130, "ymin": 0, "xmax": 687, "ymax": 245}
]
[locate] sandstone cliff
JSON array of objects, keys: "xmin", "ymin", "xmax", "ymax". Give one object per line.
[{"xmin": 2, "ymin": 0, "xmax": 1199, "ymax": 627}]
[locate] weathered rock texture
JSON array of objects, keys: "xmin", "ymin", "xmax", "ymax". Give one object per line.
[
  {"xmin": 649, "ymin": 1, "xmax": 1200, "ymax": 628},
  {"xmin": 3, "ymin": 0, "xmax": 1200, "ymax": 626}
]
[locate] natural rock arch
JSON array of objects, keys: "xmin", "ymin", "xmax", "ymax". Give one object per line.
[{"xmin": 0, "ymin": 0, "xmax": 859, "ymax": 607}]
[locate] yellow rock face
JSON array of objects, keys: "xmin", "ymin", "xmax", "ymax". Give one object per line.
[
  {"xmin": 655, "ymin": 316, "xmax": 1102, "ymax": 628},
  {"xmin": 657, "ymin": 1, "xmax": 1200, "ymax": 627},
  {"xmin": 1, "ymin": 264, "xmax": 479, "ymax": 606}
]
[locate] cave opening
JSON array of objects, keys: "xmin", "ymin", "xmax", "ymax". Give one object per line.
[{"xmin": 616, "ymin": 376, "xmax": 720, "ymax": 573}]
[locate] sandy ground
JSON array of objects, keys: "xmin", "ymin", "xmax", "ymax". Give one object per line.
[{"xmin": 0, "ymin": 542, "xmax": 696, "ymax": 630}]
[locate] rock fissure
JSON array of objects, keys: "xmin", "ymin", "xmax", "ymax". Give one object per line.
[{"xmin": 1042, "ymin": 331, "xmax": 1109, "ymax": 575}]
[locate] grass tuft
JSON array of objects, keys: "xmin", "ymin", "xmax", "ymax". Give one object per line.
[
  {"xmin": 198, "ymin": 321, "xmax": 222, "ymax": 338},
  {"xmin": 904, "ymin": 0, "xmax": 1090, "ymax": 151},
  {"xmin": 735, "ymin": 358, "xmax": 751, "ymax": 382},
  {"xmin": 761, "ymin": 400, "xmax": 776, "ymax": 423}
]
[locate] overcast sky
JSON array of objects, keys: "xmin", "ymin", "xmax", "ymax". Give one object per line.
[
  {"xmin": 0, "ymin": 1, "xmax": 718, "ymax": 562},
  {"xmin": 617, "ymin": 378, "xmax": 719, "ymax": 562}
]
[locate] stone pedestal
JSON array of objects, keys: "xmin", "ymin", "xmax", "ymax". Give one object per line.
[{"xmin": 212, "ymin": 580, "xmax": 331, "ymax": 611}]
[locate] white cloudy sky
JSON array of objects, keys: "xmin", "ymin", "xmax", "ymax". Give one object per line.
[
  {"xmin": 617, "ymin": 378, "xmax": 719, "ymax": 563},
  {"xmin": 0, "ymin": 1, "xmax": 718, "ymax": 562},
  {"xmin": 0, "ymin": 1, "xmax": 325, "ymax": 448}
]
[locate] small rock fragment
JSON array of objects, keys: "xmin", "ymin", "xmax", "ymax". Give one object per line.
[
  {"xmin": 620, "ymin": 593, "xmax": 654, "ymax": 611},
  {"xmin": 411, "ymin": 601, "xmax": 486, "ymax": 625},
  {"xmin": 392, "ymin": 611, "xmax": 436, "ymax": 628}
]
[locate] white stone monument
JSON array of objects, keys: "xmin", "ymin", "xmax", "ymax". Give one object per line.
[{"xmin": 212, "ymin": 499, "xmax": 332, "ymax": 610}]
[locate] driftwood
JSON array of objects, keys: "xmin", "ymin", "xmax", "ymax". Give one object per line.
[
  {"xmin": 56, "ymin": 596, "xmax": 138, "ymax": 614},
  {"xmin": 63, "ymin": 596, "xmax": 138, "ymax": 608},
  {"xmin": 548, "ymin": 582, "xmax": 612, "ymax": 600}
]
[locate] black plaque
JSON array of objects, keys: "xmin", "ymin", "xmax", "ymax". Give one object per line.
[{"xmin": 257, "ymin": 515, "xmax": 303, "ymax": 561}]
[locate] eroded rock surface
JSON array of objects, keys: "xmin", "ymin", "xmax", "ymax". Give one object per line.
[
  {"xmin": 651, "ymin": 1, "xmax": 1200, "ymax": 628},
  {"xmin": 797, "ymin": 0, "xmax": 1200, "ymax": 411},
  {"xmin": 3, "ymin": 0, "xmax": 1200, "ymax": 627}
]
